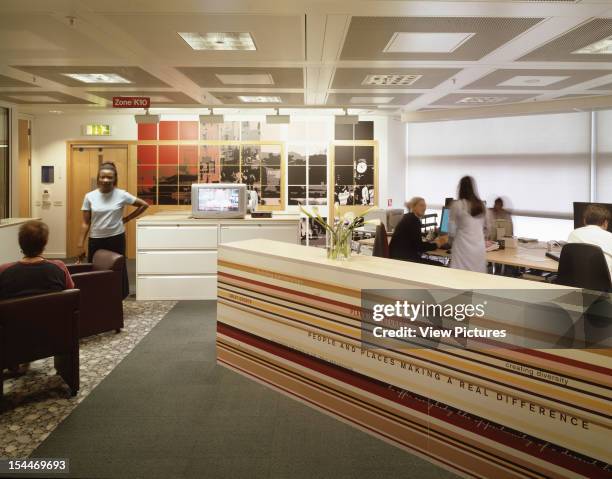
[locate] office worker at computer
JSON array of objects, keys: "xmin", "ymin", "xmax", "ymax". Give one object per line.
[
  {"xmin": 567, "ymin": 204, "xmax": 612, "ymax": 278},
  {"xmin": 449, "ymin": 176, "xmax": 489, "ymax": 273},
  {"xmin": 389, "ymin": 197, "xmax": 448, "ymax": 264},
  {"xmin": 489, "ymin": 197, "xmax": 514, "ymax": 238}
]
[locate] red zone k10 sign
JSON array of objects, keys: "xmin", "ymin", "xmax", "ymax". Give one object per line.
[{"xmin": 112, "ymin": 96, "xmax": 150, "ymax": 108}]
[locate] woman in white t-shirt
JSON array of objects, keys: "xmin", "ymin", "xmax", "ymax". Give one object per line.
[{"xmin": 77, "ymin": 162, "xmax": 149, "ymax": 298}]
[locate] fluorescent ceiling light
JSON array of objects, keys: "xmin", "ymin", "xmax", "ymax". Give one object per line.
[
  {"xmin": 9, "ymin": 95, "xmax": 60, "ymax": 102},
  {"xmin": 266, "ymin": 114, "xmax": 290, "ymax": 124},
  {"xmin": 216, "ymin": 73, "xmax": 273, "ymax": 85},
  {"xmin": 48, "ymin": 110, "xmax": 63, "ymax": 114},
  {"xmin": 573, "ymin": 36, "xmax": 612, "ymax": 55},
  {"xmin": 497, "ymin": 75, "xmax": 569, "ymax": 87},
  {"xmin": 63, "ymin": 73, "xmax": 131, "ymax": 84},
  {"xmin": 199, "ymin": 113, "xmax": 224, "ymax": 124},
  {"xmin": 178, "ymin": 32, "xmax": 256, "ymax": 51},
  {"xmin": 147, "ymin": 95, "xmax": 173, "ymax": 103},
  {"xmin": 134, "ymin": 113, "xmax": 160, "ymax": 124},
  {"xmin": 456, "ymin": 96, "xmax": 508, "ymax": 104},
  {"xmin": 237, "ymin": 95, "xmax": 281, "ymax": 103},
  {"xmin": 383, "ymin": 32, "xmax": 475, "ymax": 53},
  {"xmin": 349, "ymin": 97, "xmax": 394, "ymax": 104},
  {"xmin": 362, "ymin": 74, "xmax": 422, "ymax": 86}
]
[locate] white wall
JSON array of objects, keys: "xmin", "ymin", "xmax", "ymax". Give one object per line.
[
  {"xmin": 30, "ymin": 112, "xmax": 137, "ymax": 256},
  {"xmin": 596, "ymin": 110, "xmax": 612, "ymax": 203},
  {"xmin": 29, "ymin": 110, "xmax": 392, "ymax": 256}
]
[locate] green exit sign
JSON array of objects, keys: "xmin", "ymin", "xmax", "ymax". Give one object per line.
[{"xmin": 82, "ymin": 124, "xmax": 111, "ymax": 136}]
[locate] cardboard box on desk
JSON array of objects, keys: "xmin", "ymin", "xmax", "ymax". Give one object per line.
[{"xmin": 504, "ymin": 236, "xmax": 518, "ymax": 248}]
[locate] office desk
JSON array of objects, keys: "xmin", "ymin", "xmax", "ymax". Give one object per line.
[
  {"xmin": 358, "ymin": 237, "xmax": 559, "ymax": 273},
  {"xmin": 429, "ymin": 247, "xmax": 559, "ymax": 272},
  {"xmin": 217, "ymin": 240, "xmax": 609, "ymax": 478}
]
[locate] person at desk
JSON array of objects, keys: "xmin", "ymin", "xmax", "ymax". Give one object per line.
[
  {"xmin": 567, "ymin": 204, "xmax": 612, "ymax": 277},
  {"xmin": 449, "ymin": 176, "xmax": 489, "ymax": 273},
  {"xmin": 488, "ymin": 197, "xmax": 514, "ymax": 238},
  {"xmin": 389, "ymin": 197, "xmax": 448, "ymax": 264}
]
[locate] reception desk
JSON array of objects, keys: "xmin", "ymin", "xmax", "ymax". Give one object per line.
[
  {"xmin": 216, "ymin": 240, "xmax": 610, "ymax": 479},
  {"xmin": 136, "ymin": 214, "xmax": 299, "ymax": 300}
]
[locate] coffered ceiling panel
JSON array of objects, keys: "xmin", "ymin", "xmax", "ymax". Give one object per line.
[
  {"xmin": 177, "ymin": 67, "xmax": 303, "ymax": 88},
  {"xmin": 103, "ymin": 14, "xmax": 303, "ymax": 63},
  {"xmin": 91, "ymin": 90, "xmax": 200, "ymax": 105},
  {"xmin": 430, "ymin": 93, "xmax": 536, "ymax": 107},
  {"xmin": 519, "ymin": 19, "xmax": 612, "ymax": 63},
  {"xmin": 211, "ymin": 92, "xmax": 304, "ymax": 105},
  {"xmin": 590, "ymin": 82, "xmax": 612, "ymax": 90},
  {"xmin": 463, "ymin": 69, "xmax": 612, "ymax": 90},
  {"xmin": 0, "ymin": 91, "xmax": 92, "ymax": 104},
  {"xmin": 340, "ymin": 17, "xmax": 543, "ymax": 61},
  {"xmin": 331, "ymin": 68, "xmax": 461, "ymax": 90},
  {"xmin": 326, "ymin": 93, "xmax": 420, "ymax": 106},
  {"xmin": 12, "ymin": 66, "xmax": 169, "ymax": 87},
  {"xmin": 0, "ymin": 74, "xmax": 35, "ymax": 87},
  {"xmin": 0, "ymin": 14, "xmax": 117, "ymax": 61}
]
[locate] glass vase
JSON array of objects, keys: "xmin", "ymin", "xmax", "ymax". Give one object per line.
[{"xmin": 326, "ymin": 232, "xmax": 351, "ymax": 261}]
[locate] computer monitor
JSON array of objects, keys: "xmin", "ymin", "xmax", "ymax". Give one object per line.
[
  {"xmin": 439, "ymin": 207, "xmax": 450, "ymax": 235},
  {"xmin": 573, "ymin": 202, "xmax": 612, "ymax": 233},
  {"xmin": 444, "ymin": 197, "xmax": 454, "ymax": 208}
]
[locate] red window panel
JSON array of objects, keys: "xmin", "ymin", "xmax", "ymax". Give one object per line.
[
  {"xmin": 159, "ymin": 121, "xmax": 179, "ymax": 140},
  {"xmin": 137, "ymin": 145, "xmax": 157, "ymax": 166},
  {"xmin": 137, "ymin": 165, "xmax": 156, "ymax": 186},
  {"xmin": 179, "ymin": 145, "xmax": 198, "ymax": 165},
  {"xmin": 138, "ymin": 123, "xmax": 157, "ymax": 140},
  {"xmin": 179, "ymin": 121, "xmax": 199, "ymax": 140},
  {"xmin": 159, "ymin": 145, "xmax": 178, "ymax": 165}
]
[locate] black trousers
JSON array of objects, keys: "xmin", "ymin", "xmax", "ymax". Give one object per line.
[{"xmin": 88, "ymin": 233, "xmax": 129, "ymax": 299}]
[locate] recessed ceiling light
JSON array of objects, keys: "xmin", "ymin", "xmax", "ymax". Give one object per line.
[
  {"xmin": 573, "ymin": 36, "xmax": 612, "ymax": 55},
  {"xmin": 178, "ymin": 32, "xmax": 256, "ymax": 51},
  {"xmin": 362, "ymin": 74, "xmax": 422, "ymax": 86},
  {"xmin": 216, "ymin": 73, "xmax": 274, "ymax": 85},
  {"xmin": 383, "ymin": 32, "xmax": 475, "ymax": 53},
  {"xmin": 63, "ymin": 73, "xmax": 131, "ymax": 84},
  {"xmin": 9, "ymin": 95, "xmax": 61, "ymax": 102},
  {"xmin": 349, "ymin": 97, "xmax": 394, "ymax": 104},
  {"xmin": 456, "ymin": 97, "xmax": 508, "ymax": 104},
  {"xmin": 497, "ymin": 75, "xmax": 569, "ymax": 87},
  {"xmin": 237, "ymin": 96, "xmax": 281, "ymax": 103},
  {"xmin": 48, "ymin": 110, "xmax": 63, "ymax": 114},
  {"xmin": 147, "ymin": 95, "xmax": 173, "ymax": 103}
]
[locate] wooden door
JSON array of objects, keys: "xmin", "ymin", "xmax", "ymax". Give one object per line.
[
  {"xmin": 68, "ymin": 145, "xmax": 129, "ymax": 258},
  {"xmin": 18, "ymin": 119, "xmax": 31, "ymax": 217}
]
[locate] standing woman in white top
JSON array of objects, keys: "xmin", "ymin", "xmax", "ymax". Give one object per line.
[
  {"xmin": 449, "ymin": 176, "xmax": 488, "ymax": 273},
  {"xmin": 76, "ymin": 162, "xmax": 149, "ymax": 298}
]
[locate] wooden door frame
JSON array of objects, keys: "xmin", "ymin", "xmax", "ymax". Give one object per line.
[
  {"xmin": 17, "ymin": 119, "xmax": 32, "ymax": 217},
  {"xmin": 66, "ymin": 141, "xmax": 137, "ymax": 258}
]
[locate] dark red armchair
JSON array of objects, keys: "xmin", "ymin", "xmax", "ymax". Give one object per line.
[
  {"xmin": 0, "ymin": 289, "xmax": 80, "ymax": 399},
  {"xmin": 66, "ymin": 249, "xmax": 124, "ymax": 339}
]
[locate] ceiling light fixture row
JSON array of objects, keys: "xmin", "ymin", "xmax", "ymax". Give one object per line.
[{"xmin": 178, "ymin": 32, "xmax": 256, "ymax": 51}]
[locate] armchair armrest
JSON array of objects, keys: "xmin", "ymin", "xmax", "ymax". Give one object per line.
[{"xmin": 66, "ymin": 263, "xmax": 93, "ymax": 274}]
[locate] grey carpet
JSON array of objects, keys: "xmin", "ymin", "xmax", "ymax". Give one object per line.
[{"xmin": 28, "ymin": 301, "xmax": 458, "ymax": 479}]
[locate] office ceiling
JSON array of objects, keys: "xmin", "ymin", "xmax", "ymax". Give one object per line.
[{"xmin": 0, "ymin": 0, "xmax": 612, "ymax": 115}]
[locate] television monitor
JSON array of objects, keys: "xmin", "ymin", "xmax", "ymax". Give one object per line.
[
  {"xmin": 191, "ymin": 183, "xmax": 247, "ymax": 219},
  {"xmin": 439, "ymin": 207, "xmax": 450, "ymax": 235},
  {"xmin": 573, "ymin": 202, "xmax": 612, "ymax": 233}
]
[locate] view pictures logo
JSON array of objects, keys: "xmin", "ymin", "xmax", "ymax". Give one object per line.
[{"xmin": 372, "ymin": 300, "xmax": 487, "ymax": 322}]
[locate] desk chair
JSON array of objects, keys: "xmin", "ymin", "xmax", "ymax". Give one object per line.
[
  {"xmin": 373, "ymin": 224, "xmax": 390, "ymax": 258},
  {"xmin": 554, "ymin": 244, "xmax": 611, "ymax": 292}
]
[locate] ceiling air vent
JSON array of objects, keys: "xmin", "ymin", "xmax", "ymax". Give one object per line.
[
  {"xmin": 456, "ymin": 97, "xmax": 508, "ymax": 104},
  {"xmin": 362, "ymin": 74, "xmax": 422, "ymax": 86}
]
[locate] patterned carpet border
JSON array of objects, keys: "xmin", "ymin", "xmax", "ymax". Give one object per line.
[{"xmin": 0, "ymin": 300, "xmax": 177, "ymax": 459}]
